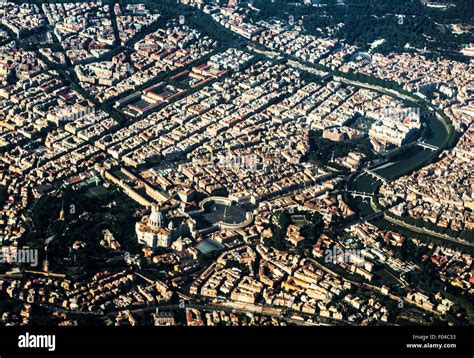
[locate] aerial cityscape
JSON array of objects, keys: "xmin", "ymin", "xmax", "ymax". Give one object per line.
[{"xmin": 0, "ymin": 0, "xmax": 472, "ymax": 337}]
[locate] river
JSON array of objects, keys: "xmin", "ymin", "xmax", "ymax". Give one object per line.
[{"xmin": 346, "ymin": 113, "xmax": 457, "ymax": 243}]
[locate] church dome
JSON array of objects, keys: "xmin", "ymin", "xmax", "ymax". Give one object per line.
[{"xmin": 149, "ymin": 205, "xmax": 165, "ymax": 228}]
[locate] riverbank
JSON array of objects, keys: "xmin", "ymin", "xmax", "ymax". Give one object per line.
[{"xmin": 383, "ymin": 214, "xmax": 474, "ymax": 249}]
